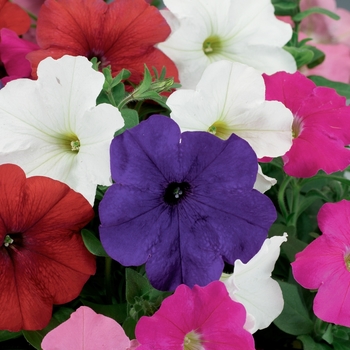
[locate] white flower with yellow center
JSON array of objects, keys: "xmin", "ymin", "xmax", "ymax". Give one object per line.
[
  {"xmin": 0, "ymin": 55, "xmax": 124, "ymax": 205},
  {"xmin": 158, "ymin": 0, "xmax": 296, "ymax": 88},
  {"xmin": 167, "ymin": 60, "xmax": 293, "ymax": 192}
]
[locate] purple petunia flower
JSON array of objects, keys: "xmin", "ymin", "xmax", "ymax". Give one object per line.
[{"xmin": 99, "ymin": 115, "xmax": 276, "ymax": 291}]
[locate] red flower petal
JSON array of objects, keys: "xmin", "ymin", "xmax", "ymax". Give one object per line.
[
  {"xmin": 0, "ymin": 0, "xmax": 30, "ymax": 35},
  {"xmin": 27, "ymin": 0, "xmax": 178, "ymax": 83},
  {"xmin": 0, "ymin": 164, "xmax": 95, "ymax": 331}
]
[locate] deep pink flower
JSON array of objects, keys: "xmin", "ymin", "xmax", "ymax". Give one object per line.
[
  {"xmin": 292, "ymin": 200, "xmax": 350, "ymax": 327},
  {"xmin": 0, "ymin": 164, "xmax": 96, "ymax": 331},
  {"xmin": 135, "ymin": 281, "xmax": 255, "ymax": 350},
  {"xmin": 263, "ymin": 71, "xmax": 350, "ymax": 177},
  {"xmin": 0, "ymin": 28, "xmax": 39, "ymax": 85},
  {"xmin": 26, "ymin": 0, "xmax": 178, "ymax": 84},
  {"xmin": 41, "ymin": 306, "xmax": 139, "ymax": 350}
]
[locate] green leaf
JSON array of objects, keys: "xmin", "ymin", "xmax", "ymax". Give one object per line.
[
  {"xmin": 293, "ymin": 7, "xmax": 340, "ymax": 22},
  {"xmin": 298, "ymin": 335, "xmax": 333, "ymax": 350},
  {"xmin": 284, "ymin": 46, "xmax": 314, "ymax": 68},
  {"xmin": 81, "ymin": 229, "xmax": 109, "ymax": 257},
  {"xmin": 115, "ymin": 108, "xmax": 139, "ymax": 136},
  {"xmin": 274, "ymin": 281, "xmax": 314, "ymax": 335},
  {"xmin": 125, "ymin": 268, "xmax": 152, "ymax": 305},
  {"xmin": 123, "ymin": 316, "xmax": 137, "ymax": 340},
  {"xmin": 272, "ymin": 1, "xmax": 298, "ymax": 16},
  {"xmin": 308, "ymin": 75, "xmax": 350, "ymax": 99},
  {"xmin": 305, "ymin": 45, "xmax": 325, "ymax": 68},
  {"xmin": 0, "ymin": 330, "xmax": 22, "ymax": 342},
  {"xmin": 281, "ymin": 236, "xmax": 307, "ymax": 262}
]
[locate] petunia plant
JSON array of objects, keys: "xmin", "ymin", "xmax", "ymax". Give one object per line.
[{"xmin": 2, "ymin": 0, "xmax": 350, "ymax": 349}]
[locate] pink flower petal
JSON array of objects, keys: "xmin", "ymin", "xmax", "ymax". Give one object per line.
[
  {"xmin": 42, "ymin": 306, "xmax": 133, "ymax": 350},
  {"xmin": 292, "ymin": 200, "xmax": 350, "ymax": 326}
]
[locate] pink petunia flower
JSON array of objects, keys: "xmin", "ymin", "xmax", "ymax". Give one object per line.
[
  {"xmin": 41, "ymin": 306, "xmax": 139, "ymax": 350},
  {"xmin": 292, "ymin": 200, "xmax": 350, "ymax": 327},
  {"xmin": 0, "ymin": 28, "xmax": 39, "ymax": 85},
  {"xmin": 263, "ymin": 71, "xmax": 350, "ymax": 178},
  {"xmin": 135, "ymin": 281, "xmax": 255, "ymax": 349}
]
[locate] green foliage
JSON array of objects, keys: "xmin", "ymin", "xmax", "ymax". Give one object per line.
[
  {"xmin": 308, "ymin": 76, "xmax": 350, "ymax": 99},
  {"xmin": 81, "ymin": 229, "xmax": 109, "ymax": 257},
  {"xmin": 274, "ymin": 281, "xmax": 314, "ymax": 335}
]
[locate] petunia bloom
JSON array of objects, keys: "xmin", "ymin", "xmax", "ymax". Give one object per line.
[
  {"xmin": 167, "ymin": 60, "xmax": 293, "ymax": 193},
  {"xmin": 99, "ymin": 115, "xmax": 276, "ymax": 291},
  {"xmin": 292, "ymin": 200, "xmax": 350, "ymax": 327},
  {"xmin": 41, "ymin": 306, "xmax": 139, "ymax": 350},
  {"xmin": 0, "ymin": 28, "xmax": 39, "ymax": 85},
  {"xmin": 26, "ymin": 0, "xmax": 178, "ymax": 84},
  {"xmin": 221, "ymin": 234, "xmax": 287, "ymax": 333},
  {"xmin": 135, "ymin": 281, "xmax": 255, "ymax": 350},
  {"xmin": 0, "ymin": 55, "xmax": 124, "ymax": 205},
  {"xmin": 158, "ymin": 0, "xmax": 296, "ymax": 88},
  {"xmin": 263, "ymin": 71, "xmax": 350, "ymax": 177},
  {"xmin": 0, "ymin": 164, "xmax": 96, "ymax": 331}
]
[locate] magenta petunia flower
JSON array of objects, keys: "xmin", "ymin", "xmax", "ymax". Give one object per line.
[
  {"xmin": 292, "ymin": 200, "xmax": 350, "ymax": 327},
  {"xmin": 0, "ymin": 164, "xmax": 96, "ymax": 331},
  {"xmin": 263, "ymin": 71, "xmax": 350, "ymax": 177},
  {"xmin": 99, "ymin": 115, "xmax": 276, "ymax": 291},
  {"xmin": 135, "ymin": 281, "xmax": 255, "ymax": 349},
  {"xmin": 0, "ymin": 28, "xmax": 39, "ymax": 85}
]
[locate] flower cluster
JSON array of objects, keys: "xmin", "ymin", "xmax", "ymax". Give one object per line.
[{"xmin": 1, "ymin": 0, "xmax": 350, "ymax": 349}]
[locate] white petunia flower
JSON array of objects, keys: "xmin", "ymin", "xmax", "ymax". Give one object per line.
[
  {"xmin": 0, "ymin": 55, "xmax": 124, "ymax": 205},
  {"xmin": 168, "ymin": 60, "xmax": 293, "ymax": 194},
  {"xmin": 158, "ymin": 0, "xmax": 296, "ymax": 88},
  {"xmin": 221, "ymin": 233, "xmax": 288, "ymax": 333}
]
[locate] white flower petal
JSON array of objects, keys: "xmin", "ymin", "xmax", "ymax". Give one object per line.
[
  {"xmin": 221, "ymin": 233, "xmax": 288, "ymax": 333},
  {"xmin": 254, "ymin": 165, "xmax": 277, "ymax": 193},
  {"xmin": 168, "ymin": 61, "xmax": 293, "ymax": 159},
  {"xmin": 160, "ymin": 0, "xmax": 296, "ymax": 88},
  {"xmin": 0, "ymin": 55, "xmax": 124, "ymax": 205}
]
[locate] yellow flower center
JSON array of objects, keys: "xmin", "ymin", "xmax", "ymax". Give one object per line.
[
  {"xmin": 208, "ymin": 120, "xmax": 231, "ymax": 139},
  {"xmin": 3, "ymin": 234, "xmax": 13, "ymax": 247},
  {"xmin": 70, "ymin": 140, "xmax": 80, "ymax": 151},
  {"xmin": 292, "ymin": 116, "xmax": 303, "ymax": 138},
  {"xmin": 183, "ymin": 330, "xmax": 204, "ymax": 350},
  {"xmin": 203, "ymin": 36, "xmax": 222, "ymax": 55},
  {"xmin": 345, "ymin": 253, "xmax": 350, "ymax": 271}
]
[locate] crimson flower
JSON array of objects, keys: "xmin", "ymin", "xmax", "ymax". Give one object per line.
[
  {"xmin": 0, "ymin": 0, "xmax": 30, "ymax": 35},
  {"xmin": 0, "ymin": 164, "xmax": 96, "ymax": 331},
  {"xmin": 27, "ymin": 0, "xmax": 178, "ymax": 83}
]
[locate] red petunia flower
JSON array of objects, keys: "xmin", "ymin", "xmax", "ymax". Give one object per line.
[
  {"xmin": 0, "ymin": 164, "xmax": 96, "ymax": 332},
  {"xmin": 0, "ymin": 0, "xmax": 30, "ymax": 35},
  {"xmin": 27, "ymin": 0, "xmax": 178, "ymax": 83}
]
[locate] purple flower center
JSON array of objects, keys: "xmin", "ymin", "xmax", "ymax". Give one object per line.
[{"xmin": 164, "ymin": 181, "xmax": 191, "ymax": 205}]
